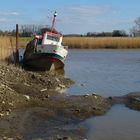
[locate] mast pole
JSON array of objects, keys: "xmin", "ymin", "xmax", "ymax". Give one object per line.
[{"xmin": 51, "ymin": 11, "xmax": 57, "ymax": 33}]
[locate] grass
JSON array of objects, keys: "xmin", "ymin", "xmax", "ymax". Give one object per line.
[
  {"xmin": 63, "ymin": 37, "xmax": 140, "ymax": 49},
  {"xmin": 19, "ymin": 37, "xmax": 33, "ymax": 47}
]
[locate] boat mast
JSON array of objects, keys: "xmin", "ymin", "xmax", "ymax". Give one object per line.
[{"xmin": 51, "ymin": 11, "xmax": 57, "ymax": 33}]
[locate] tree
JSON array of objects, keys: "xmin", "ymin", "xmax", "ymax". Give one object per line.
[
  {"xmin": 112, "ymin": 30, "xmax": 128, "ymax": 37},
  {"xmin": 19, "ymin": 24, "xmax": 57, "ymax": 37},
  {"xmin": 86, "ymin": 31, "xmax": 127, "ymax": 37},
  {"xmin": 130, "ymin": 16, "xmax": 140, "ymax": 37}
]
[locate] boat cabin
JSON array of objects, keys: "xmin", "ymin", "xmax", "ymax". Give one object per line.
[
  {"xmin": 41, "ymin": 32, "xmax": 63, "ymax": 46},
  {"xmin": 34, "ymin": 31, "xmax": 65, "ymax": 54}
]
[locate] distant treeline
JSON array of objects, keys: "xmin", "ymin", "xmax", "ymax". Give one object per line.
[
  {"xmin": 64, "ymin": 30, "xmax": 129, "ymax": 37},
  {"xmin": 0, "ymin": 25, "xmax": 59, "ymax": 37},
  {"xmin": 0, "ymin": 29, "xmax": 129, "ymax": 37},
  {"xmin": 0, "ymin": 30, "xmax": 15, "ymax": 36},
  {"xmin": 87, "ymin": 30, "xmax": 129, "ymax": 37}
]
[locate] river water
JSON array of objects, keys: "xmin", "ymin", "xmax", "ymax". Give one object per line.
[{"xmin": 65, "ymin": 49, "xmax": 140, "ymax": 140}]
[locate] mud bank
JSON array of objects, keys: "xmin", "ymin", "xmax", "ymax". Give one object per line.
[
  {"xmin": 0, "ymin": 62, "xmax": 111, "ymax": 140},
  {"xmin": 109, "ymin": 92, "xmax": 140, "ymax": 111},
  {"xmin": 0, "ymin": 62, "xmax": 140, "ymax": 140}
]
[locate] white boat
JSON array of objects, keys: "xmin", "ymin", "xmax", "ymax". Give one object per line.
[{"xmin": 22, "ymin": 12, "xmax": 68, "ymax": 71}]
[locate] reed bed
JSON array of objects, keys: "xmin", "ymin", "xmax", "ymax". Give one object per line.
[
  {"xmin": 63, "ymin": 37, "xmax": 140, "ymax": 49},
  {"xmin": 0, "ymin": 36, "xmax": 16, "ymax": 60},
  {"xmin": 0, "ymin": 36, "xmax": 32, "ymax": 61},
  {"xmin": 1, "ymin": 36, "xmax": 140, "ymax": 61}
]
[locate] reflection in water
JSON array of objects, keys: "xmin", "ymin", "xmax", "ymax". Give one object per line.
[{"xmin": 85, "ymin": 105, "xmax": 140, "ymax": 140}]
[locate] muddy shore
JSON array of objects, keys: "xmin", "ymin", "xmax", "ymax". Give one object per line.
[{"xmin": 0, "ymin": 62, "xmax": 140, "ymax": 140}]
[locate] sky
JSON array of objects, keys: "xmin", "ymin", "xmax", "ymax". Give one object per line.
[{"xmin": 0, "ymin": 0, "xmax": 140, "ymax": 34}]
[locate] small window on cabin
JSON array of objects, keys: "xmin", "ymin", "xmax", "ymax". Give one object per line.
[
  {"xmin": 47, "ymin": 35, "xmax": 60, "ymax": 42},
  {"xmin": 37, "ymin": 39, "xmax": 42, "ymax": 45}
]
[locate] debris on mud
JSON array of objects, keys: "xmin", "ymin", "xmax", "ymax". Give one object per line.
[
  {"xmin": 0, "ymin": 62, "xmax": 74, "ymax": 116},
  {"xmin": 108, "ymin": 92, "xmax": 140, "ymax": 111},
  {"xmin": 1, "ymin": 62, "xmax": 139, "ymax": 140},
  {"xmin": 0, "ymin": 62, "xmax": 112, "ymax": 140},
  {"xmin": 125, "ymin": 92, "xmax": 140, "ymax": 110}
]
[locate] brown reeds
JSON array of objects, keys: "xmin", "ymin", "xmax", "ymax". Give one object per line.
[
  {"xmin": 0, "ymin": 36, "xmax": 140, "ymax": 61},
  {"xmin": 63, "ymin": 37, "xmax": 140, "ymax": 49},
  {"xmin": 0, "ymin": 36, "xmax": 16, "ymax": 61},
  {"xmin": 0, "ymin": 36, "xmax": 31, "ymax": 61}
]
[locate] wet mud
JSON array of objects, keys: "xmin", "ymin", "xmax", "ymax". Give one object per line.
[{"xmin": 0, "ymin": 62, "xmax": 140, "ymax": 140}]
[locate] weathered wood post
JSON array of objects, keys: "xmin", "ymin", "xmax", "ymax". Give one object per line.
[{"xmin": 15, "ymin": 24, "xmax": 19, "ymax": 64}]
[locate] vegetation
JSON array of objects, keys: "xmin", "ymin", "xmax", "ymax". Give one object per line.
[
  {"xmin": 0, "ymin": 35, "xmax": 140, "ymax": 61},
  {"xmin": 0, "ymin": 36, "xmax": 32, "ymax": 60},
  {"xmin": 86, "ymin": 30, "xmax": 128, "ymax": 37},
  {"xmin": 130, "ymin": 16, "xmax": 140, "ymax": 37},
  {"xmin": 1, "ymin": 15, "xmax": 140, "ymax": 60},
  {"xmin": 0, "ymin": 36, "xmax": 14, "ymax": 60},
  {"xmin": 63, "ymin": 37, "xmax": 140, "ymax": 49},
  {"xmin": 0, "ymin": 25, "xmax": 56, "ymax": 37},
  {"xmin": 19, "ymin": 37, "xmax": 33, "ymax": 47}
]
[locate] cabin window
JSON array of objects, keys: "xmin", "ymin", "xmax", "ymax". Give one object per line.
[
  {"xmin": 37, "ymin": 39, "xmax": 42, "ymax": 45},
  {"xmin": 47, "ymin": 35, "xmax": 60, "ymax": 42}
]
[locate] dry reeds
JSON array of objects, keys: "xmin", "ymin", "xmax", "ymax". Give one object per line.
[
  {"xmin": 63, "ymin": 37, "xmax": 140, "ymax": 49},
  {"xmin": 1, "ymin": 36, "xmax": 140, "ymax": 61},
  {"xmin": 0, "ymin": 36, "xmax": 31, "ymax": 61},
  {"xmin": 0, "ymin": 36, "xmax": 16, "ymax": 61}
]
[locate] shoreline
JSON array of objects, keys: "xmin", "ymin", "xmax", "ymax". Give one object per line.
[
  {"xmin": 0, "ymin": 62, "xmax": 140, "ymax": 140},
  {"xmin": 1, "ymin": 36, "xmax": 140, "ymax": 62}
]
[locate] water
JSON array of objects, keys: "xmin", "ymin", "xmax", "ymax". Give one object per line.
[
  {"xmin": 65, "ymin": 49, "xmax": 140, "ymax": 97},
  {"xmin": 85, "ymin": 105, "xmax": 140, "ymax": 140},
  {"xmin": 65, "ymin": 49, "xmax": 140, "ymax": 140}
]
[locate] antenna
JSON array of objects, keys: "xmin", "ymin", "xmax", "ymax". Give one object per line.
[{"xmin": 51, "ymin": 11, "xmax": 57, "ymax": 33}]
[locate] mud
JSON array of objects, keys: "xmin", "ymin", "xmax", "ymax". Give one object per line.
[
  {"xmin": 0, "ymin": 62, "xmax": 140, "ymax": 140},
  {"xmin": 108, "ymin": 92, "xmax": 140, "ymax": 111},
  {"xmin": 125, "ymin": 92, "xmax": 140, "ymax": 110},
  {"xmin": 0, "ymin": 62, "xmax": 111, "ymax": 140}
]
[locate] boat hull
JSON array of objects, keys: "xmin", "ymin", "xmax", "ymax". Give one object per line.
[{"xmin": 23, "ymin": 53, "xmax": 64, "ymax": 71}]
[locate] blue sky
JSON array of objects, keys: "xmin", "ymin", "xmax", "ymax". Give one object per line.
[{"xmin": 0, "ymin": 0, "xmax": 140, "ymax": 34}]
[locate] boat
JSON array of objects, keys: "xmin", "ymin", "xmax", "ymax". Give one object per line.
[{"xmin": 22, "ymin": 12, "xmax": 68, "ymax": 71}]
